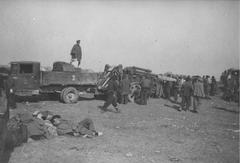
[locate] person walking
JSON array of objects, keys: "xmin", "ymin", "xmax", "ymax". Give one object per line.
[
  {"xmin": 70, "ymin": 40, "xmax": 82, "ymax": 67},
  {"xmin": 100, "ymin": 76, "xmax": 120, "ymax": 113}
]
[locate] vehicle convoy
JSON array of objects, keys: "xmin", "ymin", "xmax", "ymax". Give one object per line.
[
  {"xmin": 8, "ymin": 61, "xmax": 178, "ymax": 104},
  {"xmin": 9, "ymin": 61, "xmax": 100, "ymax": 103}
]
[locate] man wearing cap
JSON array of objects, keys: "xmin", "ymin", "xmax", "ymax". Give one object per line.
[
  {"xmin": 50, "ymin": 115, "xmax": 102, "ymax": 138},
  {"xmin": 70, "ymin": 40, "xmax": 82, "ymax": 67}
]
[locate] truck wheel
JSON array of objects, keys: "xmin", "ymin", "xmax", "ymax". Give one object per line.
[
  {"xmin": 60, "ymin": 87, "xmax": 72, "ymax": 102},
  {"xmin": 60, "ymin": 88, "xmax": 67, "ymax": 102},
  {"xmin": 61, "ymin": 87, "xmax": 79, "ymax": 104},
  {"xmin": 128, "ymin": 82, "xmax": 141, "ymax": 103}
]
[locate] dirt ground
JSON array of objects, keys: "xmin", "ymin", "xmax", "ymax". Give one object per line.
[{"xmin": 8, "ymin": 94, "xmax": 239, "ymax": 163}]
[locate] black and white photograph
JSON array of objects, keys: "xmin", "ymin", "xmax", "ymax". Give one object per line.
[{"xmin": 0, "ymin": 0, "xmax": 239, "ymax": 163}]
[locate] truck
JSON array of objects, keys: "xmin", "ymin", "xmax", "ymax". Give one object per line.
[
  {"xmin": 9, "ymin": 61, "xmax": 100, "ymax": 103},
  {"xmin": 96, "ymin": 65, "xmax": 159, "ymax": 102},
  {"xmin": 123, "ymin": 66, "xmax": 161, "ymax": 99}
]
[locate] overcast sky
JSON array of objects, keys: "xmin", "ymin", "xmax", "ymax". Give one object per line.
[{"xmin": 0, "ymin": 0, "xmax": 239, "ymax": 78}]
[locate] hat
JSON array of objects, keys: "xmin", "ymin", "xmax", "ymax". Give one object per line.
[
  {"xmin": 32, "ymin": 111, "xmax": 40, "ymax": 116},
  {"xmin": 50, "ymin": 115, "xmax": 62, "ymax": 124}
]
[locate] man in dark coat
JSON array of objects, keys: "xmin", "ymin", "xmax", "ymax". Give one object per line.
[
  {"xmin": 140, "ymin": 76, "xmax": 151, "ymax": 105},
  {"xmin": 164, "ymin": 81, "xmax": 171, "ymax": 99},
  {"xmin": 70, "ymin": 40, "xmax": 82, "ymax": 67},
  {"xmin": 210, "ymin": 76, "xmax": 217, "ymax": 96},
  {"xmin": 120, "ymin": 75, "xmax": 130, "ymax": 104},
  {"xmin": 100, "ymin": 76, "xmax": 120, "ymax": 113},
  {"xmin": 181, "ymin": 76, "xmax": 193, "ymax": 111},
  {"xmin": 173, "ymin": 79, "xmax": 180, "ymax": 102}
]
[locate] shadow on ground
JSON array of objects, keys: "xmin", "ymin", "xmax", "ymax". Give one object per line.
[
  {"xmin": 16, "ymin": 93, "xmax": 106, "ymax": 103},
  {"xmin": 164, "ymin": 104, "xmax": 181, "ymax": 111},
  {"xmin": 212, "ymin": 106, "xmax": 239, "ymax": 114}
]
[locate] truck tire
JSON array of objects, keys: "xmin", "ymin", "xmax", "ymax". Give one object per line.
[
  {"xmin": 60, "ymin": 88, "xmax": 67, "ymax": 102},
  {"xmin": 128, "ymin": 82, "xmax": 141, "ymax": 103},
  {"xmin": 60, "ymin": 87, "xmax": 72, "ymax": 102},
  {"xmin": 61, "ymin": 87, "xmax": 79, "ymax": 104}
]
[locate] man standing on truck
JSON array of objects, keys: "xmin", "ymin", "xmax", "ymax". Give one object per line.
[{"xmin": 70, "ymin": 40, "xmax": 82, "ymax": 67}]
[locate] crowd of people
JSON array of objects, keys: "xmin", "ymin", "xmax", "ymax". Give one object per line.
[
  {"xmin": 154, "ymin": 74, "xmax": 217, "ymax": 100},
  {"xmin": 97, "ymin": 69, "xmax": 220, "ymax": 114}
]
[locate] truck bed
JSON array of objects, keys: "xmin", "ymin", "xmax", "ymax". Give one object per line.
[{"xmin": 41, "ymin": 71, "xmax": 99, "ymax": 86}]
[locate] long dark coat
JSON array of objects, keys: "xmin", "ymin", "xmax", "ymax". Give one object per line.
[
  {"xmin": 71, "ymin": 44, "xmax": 82, "ymax": 61},
  {"xmin": 182, "ymin": 81, "xmax": 193, "ymax": 97}
]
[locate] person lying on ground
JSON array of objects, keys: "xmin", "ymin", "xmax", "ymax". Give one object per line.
[
  {"xmin": 13, "ymin": 108, "xmax": 58, "ymax": 141},
  {"xmin": 50, "ymin": 115, "xmax": 103, "ymax": 138}
]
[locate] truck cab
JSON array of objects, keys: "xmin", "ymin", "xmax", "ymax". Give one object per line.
[{"xmin": 10, "ymin": 61, "xmax": 40, "ymax": 96}]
